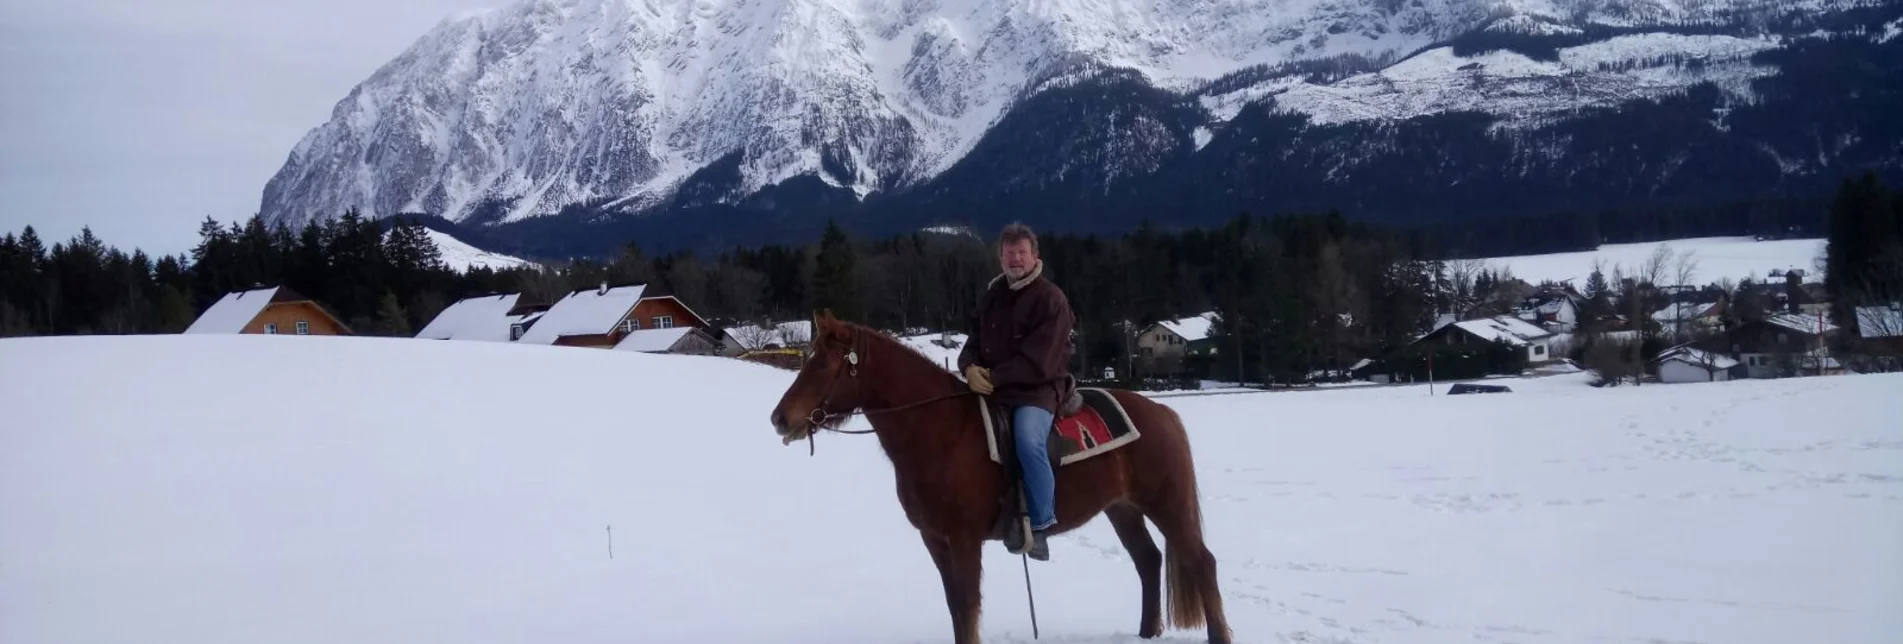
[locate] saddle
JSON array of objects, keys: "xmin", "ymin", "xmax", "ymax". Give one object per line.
[{"xmin": 978, "ymin": 375, "xmax": 1142, "ymax": 549}]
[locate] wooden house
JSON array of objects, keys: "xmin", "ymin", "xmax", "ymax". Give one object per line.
[
  {"xmin": 1691, "ymin": 313, "xmax": 1842, "ymax": 378},
  {"xmin": 514, "ymin": 283, "xmax": 712, "ymax": 349},
  {"xmin": 416, "ymin": 293, "xmax": 548, "ymax": 342},
  {"xmin": 1413, "ymin": 315, "xmax": 1559, "ymax": 364},
  {"xmin": 183, "ymin": 286, "xmax": 351, "ymax": 336},
  {"xmin": 1135, "ymin": 312, "xmax": 1217, "ymax": 376}
]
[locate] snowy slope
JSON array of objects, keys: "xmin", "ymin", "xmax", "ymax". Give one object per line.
[
  {"xmin": 1470, "ymin": 235, "xmax": 1826, "ymax": 286},
  {"xmin": 380, "ymin": 227, "xmax": 534, "ymax": 271},
  {"xmin": 260, "ymin": 0, "xmax": 1853, "ymax": 227},
  {"xmin": 1211, "ymin": 35, "xmax": 1782, "ymax": 126},
  {"xmin": 425, "ymin": 228, "xmax": 534, "ymax": 271},
  {"xmin": 4, "ymin": 335, "xmax": 1900, "ymax": 643}
]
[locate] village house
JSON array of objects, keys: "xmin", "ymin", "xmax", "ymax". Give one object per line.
[
  {"xmin": 1413, "ymin": 315, "xmax": 1559, "ymax": 365},
  {"xmin": 613, "ymin": 326, "xmax": 726, "ymax": 355},
  {"xmin": 1852, "ymin": 303, "xmax": 1903, "ymax": 369},
  {"xmin": 514, "ymin": 282, "xmax": 713, "ymax": 349},
  {"xmin": 1135, "ymin": 312, "xmax": 1217, "ymax": 376},
  {"xmin": 1652, "ymin": 299, "xmax": 1727, "ymax": 340},
  {"xmin": 1515, "ymin": 284, "xmax": 1584, "ymax": 333},
  {"xmin": 415, "ymin": 293, "xmax": 549, "ymax": 342},
  {"xmin": 1691, "ymin": 313, "xmax": 1843, "ymax": 378},
  {"xmin": 183, "ymin": 286, "xmax": 351, "ymax": 336},
  {"xmin": 1652, "ymin": 346, "xmax": 1741, "ymax": 384}
]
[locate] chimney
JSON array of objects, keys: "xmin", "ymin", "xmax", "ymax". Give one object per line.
[{"xmin": 598, "ymin": 281, "xmax": 609, "ymax": 295}]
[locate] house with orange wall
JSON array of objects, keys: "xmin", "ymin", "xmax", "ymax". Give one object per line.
[{"xmin": 183, "ymin": 286, "xmax": 352, "ymax": 336}]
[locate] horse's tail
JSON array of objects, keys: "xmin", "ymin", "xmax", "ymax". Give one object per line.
[{"xmin": 1159, "ymin": 402, "xmax": 1212, "ymax": 631}]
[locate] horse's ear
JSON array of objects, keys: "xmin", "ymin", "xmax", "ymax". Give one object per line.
[
  {"xmin": 817, "ymin": 309, "xmax": 851, "ymax": 341},
  {"xmin": 811, "ymin": 309, "xmax": 844, "ymax": 341}
]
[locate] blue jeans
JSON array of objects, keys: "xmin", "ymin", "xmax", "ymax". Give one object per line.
[{"xmin": 1013, "ymin": 405, "xmax": 1057, "ymax": 531}]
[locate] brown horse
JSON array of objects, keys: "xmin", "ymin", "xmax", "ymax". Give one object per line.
[{"xmin": 769, "ymin": 311, "xmax": 1232, "ymax": 644}]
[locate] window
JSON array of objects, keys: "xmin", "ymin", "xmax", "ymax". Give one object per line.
[
  {"xmin": 510, "ymin": 324, "xmax": 525, "ymax": 341},
  {"xmin": 296, "ymin": 320, "xmax": 309, "ymax": 335},
  {"xmin": 1534, "ymin": 345, "xmax": 1545, "ymax": 356},
  {"xmin": 264, "ymin": 323, "xmax": 278, "ymax": 334},
  {"xmin": 654, "ymin": 316, "xmax": 674, "ymax": 329},
  {"xmin": 620, "ymin": 318, "xmax": 638, "ymax": 334}
]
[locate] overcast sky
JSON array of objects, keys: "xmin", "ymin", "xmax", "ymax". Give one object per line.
[{"xmin": 0, "ymin": 0, "xmax": 501, "ymax": 257}]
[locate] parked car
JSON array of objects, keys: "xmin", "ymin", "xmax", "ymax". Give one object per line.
[{"xmin": 1447, "ymin": 383, "xmax": 1513, "ymax": 395}]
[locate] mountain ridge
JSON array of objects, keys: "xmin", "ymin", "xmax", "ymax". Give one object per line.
[{"xmin": 260, "ymin": 0, "xmax": 1901, "ymax": 257}]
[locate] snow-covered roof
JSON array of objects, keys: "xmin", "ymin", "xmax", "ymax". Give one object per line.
[
  {"xmin": 1855, "ymin": 305, "xmax": 1903, "ymax": 339},
  {"xmin": 184, "ymin": 287, "xmax": 281, "ymax": 334},
  {"xmin": 1449, "ymin": 315, "xmax": 1553, "ymax": 346},
  {"xmin": 1158, "ymin": 312, "xmax": 1217, "ymax": 342},
  {"xmin": 1762, "ymin": 313, "xmax": 1837, "ymax": 336},
  {"xmin": 1651, "ymin": 301, "xmax": 1718, "ymax": 323},
  {"xmin": 1657, "ymin": 347, "xmax": 1740, "ymax": 370},
  {"xmin": 613, "ymin": 327, "xmax": 698, "ymax": 352},
  {"xmin": 516, "ymin": 284, "xmax": 647, "ymax": 345},
  {"xmin": 416, "ymin": 293, "xmax": 521, "ymax": 342}
]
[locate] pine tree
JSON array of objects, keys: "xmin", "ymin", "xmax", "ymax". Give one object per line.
[
  {"xmin": 374, "ymin": 292, "xmax": 410, "ymax": 336},
  {"xmin": 811, "ymin": 219, "xmax": 858, "ymax": 319}
]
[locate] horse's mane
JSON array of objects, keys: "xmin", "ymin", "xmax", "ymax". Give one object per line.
[{"xmin": 844, "ymin": 322, "xmax": 963, "ymax": 383}]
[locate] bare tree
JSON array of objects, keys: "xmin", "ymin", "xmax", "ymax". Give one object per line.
[
  {"xmin": 1586, "ymin": 338, "xmax": 1643, "ymax": 386},
  {"xmin": 1670, "ymin": 249, "xmax": 1701, "ymax": 341},
  {"xmin": 1445, "ymin": 258, "xmax": 1489, "ymax": 315},
  {"xmin": 726, "ymin": 322, "xmax": 780, "ymax": 352},
  {"xmin": 1639, "ymin": 244, "xmax": 1674, "ymax": 289},
  {"xmin": 1683, "ymin": 347, "xmax": 1732, "ymax": 382}
]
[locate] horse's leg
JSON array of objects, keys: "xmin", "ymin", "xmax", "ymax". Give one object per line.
[
  {"xmin": 920, "ymin": 532, "xmax": 986, "ymax": 644},
  {"xmin": 1106, "ymin": 503, "xmax": 1164, "ymax": 638},
  {"xmin": 1143, "ymin": 498, "xmax": 1232, "ymax": 644}
]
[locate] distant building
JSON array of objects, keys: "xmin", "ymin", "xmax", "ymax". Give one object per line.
[
  {"xmin": 613, "ymin": 327, "xmax": 724, "ymax": 355},
  {"xmin": 1691, "ymin": 313, "xmax": 1843, "ymax": 378},
  {"xmin": 1653, "ymin": 346, "xmax": 1740, "ymax": 384},
  {"xmin": 415, "ymin": 293, "xmax": 548, "ymax": 342},
  {"xmin": 183, "ymin": 286, "xmax": 351, "ymax": 336},
  {"xmin": 514, "ymin": 283, "xmax": 712, "ymax": 349},
  {"xmin": 1516, "ymin": 285, "xmax": 1585, "ymax": 333},
  {"xmin": 1135, "ymin": 312, "xmax": 1217, "ymax": 376},
  {"xmin": 1413, "ymin": 315, "xmax": 1559, "ymax": 365}
]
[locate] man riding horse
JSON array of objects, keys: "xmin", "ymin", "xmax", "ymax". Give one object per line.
[{"xmin": 958, "ymin": 222, "xmax": 1076, "ymax": 561}]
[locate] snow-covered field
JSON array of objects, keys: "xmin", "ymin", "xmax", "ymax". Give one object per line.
[
  {"xmin": 1473, "ymin": 236, "xmax": 1826, "ymax": 287},
  {"xmin": 3, "ymin": 335, "xmax": 1899, "ymax": 644}
]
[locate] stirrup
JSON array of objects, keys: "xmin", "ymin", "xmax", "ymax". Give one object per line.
[{"xmin": 1005, "ymin": 515, "xmax": 1035, "ymax": 554}]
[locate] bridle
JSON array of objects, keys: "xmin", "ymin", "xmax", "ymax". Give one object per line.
[{"xmin": 795, "ymin": 322, "xmax": 975, "ymax": 454}]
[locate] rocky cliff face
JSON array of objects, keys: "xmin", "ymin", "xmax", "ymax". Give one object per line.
[{"xmin": 260, "ymin": 0, "xmax": 1899, "ymax": 256}]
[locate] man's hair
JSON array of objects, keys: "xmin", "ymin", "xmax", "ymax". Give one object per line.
[{"xmin": 998, "ymin": 222, "xmax": 1038, "ymax": 252}]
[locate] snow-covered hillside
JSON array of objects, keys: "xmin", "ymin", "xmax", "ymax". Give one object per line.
[
  {"xmin": 259, "ymin": 0, "xmax": 1856, "ymax": 227},
  {"xmin": 3, "ymin": 335, "xmax": 1898, "ymax": 643},
  {"xmin": 382, "ymin": 227, "xmax": 533, "ymax": 271},
  {"xmin": 1473, "ymin": 236, "xmax": 1826, "ymax": 286},
  {"xmin": 1206, "ymin": 34, "xmax": 1782, "ymax": 126},
  {"xmin": 423, "ymin": 228, "xmax": 534, "ymax": 271}
]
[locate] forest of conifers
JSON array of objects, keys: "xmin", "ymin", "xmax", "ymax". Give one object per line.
[{"xmin": 3, "ymin": 172, "xmax": 1898, "ymax": 384}]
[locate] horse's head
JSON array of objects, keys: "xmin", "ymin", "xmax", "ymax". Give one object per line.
[{"xmin": 770, "ymin": 310, "xmax": 869, "ymax": 445}]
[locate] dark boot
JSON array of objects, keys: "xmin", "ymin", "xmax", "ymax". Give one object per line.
[{"xmin": 1027, "ymin": 529, "xmax": 1050, "ymax": 561}]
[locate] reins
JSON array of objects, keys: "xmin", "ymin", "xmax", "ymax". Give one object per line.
[{"xmin": 800, "ymin": 324, "xmax": 976, "ymax": 453}]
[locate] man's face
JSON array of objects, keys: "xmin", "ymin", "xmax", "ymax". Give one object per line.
[{"xmin": 1000, "ymin": 238, "xmax": 1037, "ymax": 280}]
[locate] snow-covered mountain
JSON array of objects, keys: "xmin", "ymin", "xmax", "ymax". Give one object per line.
[{"xmin": 260, "ymin": 0, "xmax": 1897, "ymax": 251}]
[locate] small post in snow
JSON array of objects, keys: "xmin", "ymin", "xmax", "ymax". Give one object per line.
[
  {"xmin": 1427, "ymin": 351, "xmax": 1435, "ymax": 396},
  {"xmin": 607, "ymin": 524, "xmax": 614, "ymax": 560}
]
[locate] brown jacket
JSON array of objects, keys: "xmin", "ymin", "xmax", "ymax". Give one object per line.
[{"xmin": 957, "ymin": 261, "xmax": 1076, "ymax": 412}]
